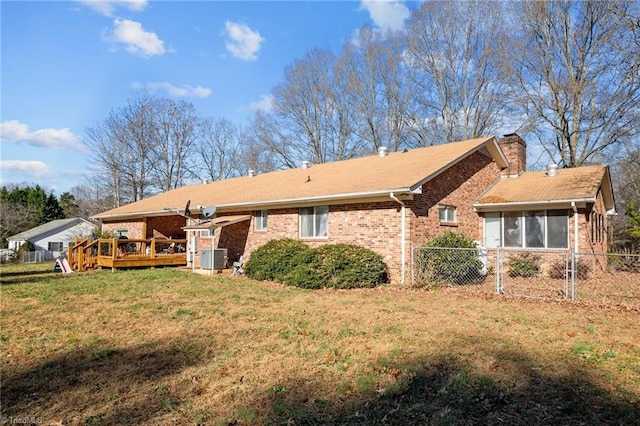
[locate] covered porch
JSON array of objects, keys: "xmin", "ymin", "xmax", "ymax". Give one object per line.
[{"xmin": 183, "ymin": 214, "xmax": 252, "ymax": 274}]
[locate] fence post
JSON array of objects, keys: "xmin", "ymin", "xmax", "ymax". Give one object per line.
[
  {"xmin": 495, "ymin": 247, "xmax": 500, "ymax": 294},
  {"xmin": 571, "ymin": 248, "xmax": 577, "ymax": 301},
  {"xmin": 410, "ymin": 244, "xmax": 414, "ymax": 286}
]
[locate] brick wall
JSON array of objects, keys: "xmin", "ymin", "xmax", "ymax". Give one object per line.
[
  {"xmin": 408, "ymin": 151, "xmax": 502, "ymax": 247},
  {"xmin": 499, "ymin": 133, "xmax": 527, "ymax": 176},
  {"xmin": 102, "ymin": 219, "xmax": 144, "ymax": 239}
]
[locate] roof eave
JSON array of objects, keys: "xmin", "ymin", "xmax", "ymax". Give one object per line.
[
  {"xmin": 474, "ymin": 197, "xmax": 597, "ymax": 212},
  {"xmin": 93, "ymin": 188, "xmax": 417, "ymax": 221}
]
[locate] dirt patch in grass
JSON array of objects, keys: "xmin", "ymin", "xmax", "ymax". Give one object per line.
[{"xmin": 1, "ymin": 263, "xmax": 639, "ymax": 425}]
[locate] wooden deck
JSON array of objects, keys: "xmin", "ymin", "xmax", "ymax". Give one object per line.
[{"xmin": 69, "ymin": 238, "xmax": 188, "ymax": 271}]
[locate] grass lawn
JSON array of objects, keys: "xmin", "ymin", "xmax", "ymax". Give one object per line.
[{"xmin": 1, "ymin": 262, "xmax": 639, "ymax": 425}]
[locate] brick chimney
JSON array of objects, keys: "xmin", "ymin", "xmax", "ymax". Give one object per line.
[{"xmin": 498, "ymin": 133, "xmax": 527, "ymax": 176}]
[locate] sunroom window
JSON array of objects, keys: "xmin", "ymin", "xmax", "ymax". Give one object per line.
[
  {"xmin": 484, "ymin": 210, "xmax": 568, "ymax": 249},
  {"xmin": 300, "ymin": 206, "xmax": 328, "ymax": 238}
]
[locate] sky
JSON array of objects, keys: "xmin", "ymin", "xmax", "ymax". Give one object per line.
[{"xmin": 1, "ymin": 0, "xmax": 418, "ymax": 195}]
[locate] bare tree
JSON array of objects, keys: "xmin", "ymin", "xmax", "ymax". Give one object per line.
[
  {"xmin": 256, "ymin": 48, "xmax": 360, "ymax": 167},
  {"xmin": 339, "ymin": 26, "xmax": 415, "ymax": 152},
  {"xmin": 406, "ymin": 0, "xmax": 512, "ymax": 145},
  {"xmin": 84, "ymin": 92, "xmax": 203, "ymax": 203},
  {"xmin": 148, "ymin": 97, "xmax": 199, "ymax": 192},
  {"xmin": 84, "ymin": 91, "xmax": 156, "ymax": 204},
  {"xmin": 195, "ymin": 117, "xmax": 243, "ymax": 181},
  {"xmin": 70, "ymin": 175, "xmax": 119, "ymax": 220},
  {"xmin": 505, "ymin": 0, "xmax": 640, "ymax": 167}
]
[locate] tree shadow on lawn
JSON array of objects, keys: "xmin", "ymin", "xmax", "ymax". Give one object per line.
[
  {"xmin": 260, "ymin": 341, "xmax": 639, "ymax": 425},
  {"xmin": 2, "ymin": 337, "xmax": 206, "ymax": 424},
  {"xmin": 0, "ymin": 270, "xmax": 65, "ymax": 286},
  {"xmin": 4, "ymin": 334, "xmax": 638, "ymax": 425}
]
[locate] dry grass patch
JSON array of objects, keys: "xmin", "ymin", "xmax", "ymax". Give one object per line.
[{"xmin": 1, "ymin": 262, "xmax": 639, "ymax": 425}]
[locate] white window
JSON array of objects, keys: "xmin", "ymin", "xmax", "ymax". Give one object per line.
[
  {"xmin": 525, "ymin": 211, "xmax": 545, "ymax": 248},
  {"xmin": 48, "ymin": 241, "xmax": 64, "ymax": 252},
  {"xmin": 547, "ymin": 210, "xmax": 569, "ymax": 248},
  {"xmin": 300, "ymin": 206, "xmax": 328, "ymax": 238},
  {"xmin": 485, "ymin": 210, "xmax": 568, "ymax": 249},
  {"xmin": 254, "ymin": 210, "xmax": 268, "ymax": 231},
  {"xmin": 438, "ymin": 205, "xmax": 456, "ymax": 223},
  {"xmin": 200, "ymin": 229, "xmax": 211, "ymax": 237},
  {"xmin": 114, "ymin": 229, "xmax": 128, "ymax": 238},
  {"xmin": 484, "ymin": 212, "xmax": 502, "ymax": 248}
]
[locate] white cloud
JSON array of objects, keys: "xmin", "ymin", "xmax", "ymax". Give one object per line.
[
  {"xmin": 224, "ymin": 21, "xmax": 265, "ymax": 61},
  {"xmin": 77, "ymin": 0, "xmax": 147, "ymax": 17},
  {"xmin": 0, "ymin": 160, "xmax": 53, "ymax": 180},
  {"xmin": 142, "ymin": 81, "xmax": 212, "ymax": 98},
  {"xmin": 249, "ymin": 94, "xmax": 274, "ymax": 112},
  {"xmin": 360, "ymin": 0, "xmax": 410, "ymax": 31},
  {"xmin": 103, "ymin": 19, "xmax": 167, "ymax": 58},
  {"xmin": 0, "ymin": 120, "xmax": 82, "ymax": 150}
]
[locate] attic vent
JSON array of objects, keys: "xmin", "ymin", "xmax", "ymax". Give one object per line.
[
  {"xmin": 301, "ymin": 160, "xmax": 311, "ymax": 169},
  {"xmin": 378, "ymin": 146, "xmax": 388, "ymax": 157},
  {"xmin": 547, "ymin": 164, "xmax": 558, "ymax": 177},
  {"xmin": 248, "ymin": 169, "xmax": 255, "ymax": 177}
]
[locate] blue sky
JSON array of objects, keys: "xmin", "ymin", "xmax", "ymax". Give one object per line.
[{"xmin": 1, "ymin": 0, "xmax": 417, "ymax": 195}]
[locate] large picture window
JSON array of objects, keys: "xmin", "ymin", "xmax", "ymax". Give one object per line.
[
  {"xmin": 300, "ymin": 206, "xmax": 328, "ymax": 238},
  {"xmin": 484, "ymin": 210, "xmax": 568, "ymax": 249}
]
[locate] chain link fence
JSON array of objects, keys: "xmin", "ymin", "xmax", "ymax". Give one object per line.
[{"xmin": 411, "ymin": 245, "xmax": 640, "ymax": 308}]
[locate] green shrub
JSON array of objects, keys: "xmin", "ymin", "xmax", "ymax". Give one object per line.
[
  {"xmin": 508, "ymin": 253, "xmax": 541, "ymax": 277},
  {"xmin": 285, "ymin": 243, "xmax": 388, "ymax": 289},
  {"xmin": 16, "ymin": 240, "xmax": 36, "ymax": 260},
  {"xmin": 244, "ymin": 239, "xmax": 310, "ymax": 282},
  {"xmin": 419, "ymin": 231, "xmax": 484, "ymax": 285}
]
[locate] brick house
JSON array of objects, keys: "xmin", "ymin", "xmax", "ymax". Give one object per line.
[{"xmin": 92, "ymin": 135, "xmax": 615, "ymax": 284}]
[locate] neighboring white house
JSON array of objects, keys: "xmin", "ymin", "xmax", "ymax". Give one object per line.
[{"xmin": 7, "ymin": 218, "xmax": 95, "ymax": 260}]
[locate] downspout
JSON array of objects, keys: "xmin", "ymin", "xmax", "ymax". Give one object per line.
[
  {"xmin": 571, "ymin": 202, "xmax": 579, "ymax": 255},
  {"xmin": 390, "ymin": 192, "xmax": 406, "ymax": 285}
]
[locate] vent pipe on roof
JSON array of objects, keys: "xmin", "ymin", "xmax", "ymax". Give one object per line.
[
  {"xmin": 248, "ymin": 169, "xmax": 255, "ymax": 177},
  {"xmin": 202, "ymin": 179, "xmax": 208, "ymax": 184},
  {"xmin": 547, "ymin": 164, "xmax": 558, "ymax": 177},
  {"xmin": 301, "ymin": 160, "xmax": 311, "ymax": 169},
  {"xmin": 378, "ymin": 146, "xmax": 388, "ymax": 157}
]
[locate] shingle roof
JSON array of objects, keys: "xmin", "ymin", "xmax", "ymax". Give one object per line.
[
  {"xmin": 475, "ymin": 165, "xmax": 614, "ymax": 210},
  {"xmin": 7, "ymin": 218, "xmax": 92, "ymax": 241},
  {"xmin": 94, "ymin": 137, "xmax": 505, "ymax": 220}
]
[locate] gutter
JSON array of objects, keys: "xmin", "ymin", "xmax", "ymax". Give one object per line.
[
  {"xmin": 571, "ymin": 201, "xmax": 579, "ymax": 255},
  {"xmin": 390, "ymin": 192, "xmax": 406, "ymax": 285},
  {"xmin": 473, "ymin": 197, "xmax": 597, "ymax": 212}
]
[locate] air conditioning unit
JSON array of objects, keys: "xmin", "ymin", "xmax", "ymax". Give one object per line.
[{"xmin": 200, "ymin": 248, "xmax": 228, "ymax": 270}]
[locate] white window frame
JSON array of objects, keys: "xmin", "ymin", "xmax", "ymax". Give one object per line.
[
  {"xmin": 438, "ymin": 205, "xmax": 456, "ymax": 223},
  {"xmin": 114, "ymin": 229, "xmax": 128, "ymax": 238},
  {"xmin": 299, "ymin": 206, "xmax": 329, "ymax": 239},
  {"xmin": 484, "ymin": 210, "xmax": 569, "ymax": 249},
  {"xmin": 200, "ymin": 229, "xmax": 211, "ymax": 237},
  {"xmin": 254, "ymin": 210, "xmax": 268, "ymax": 231}
]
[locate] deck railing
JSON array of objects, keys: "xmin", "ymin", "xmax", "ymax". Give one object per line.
[{"xmin": 69, "ymin": 238, "xmax": 188, "ymax": 271}]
